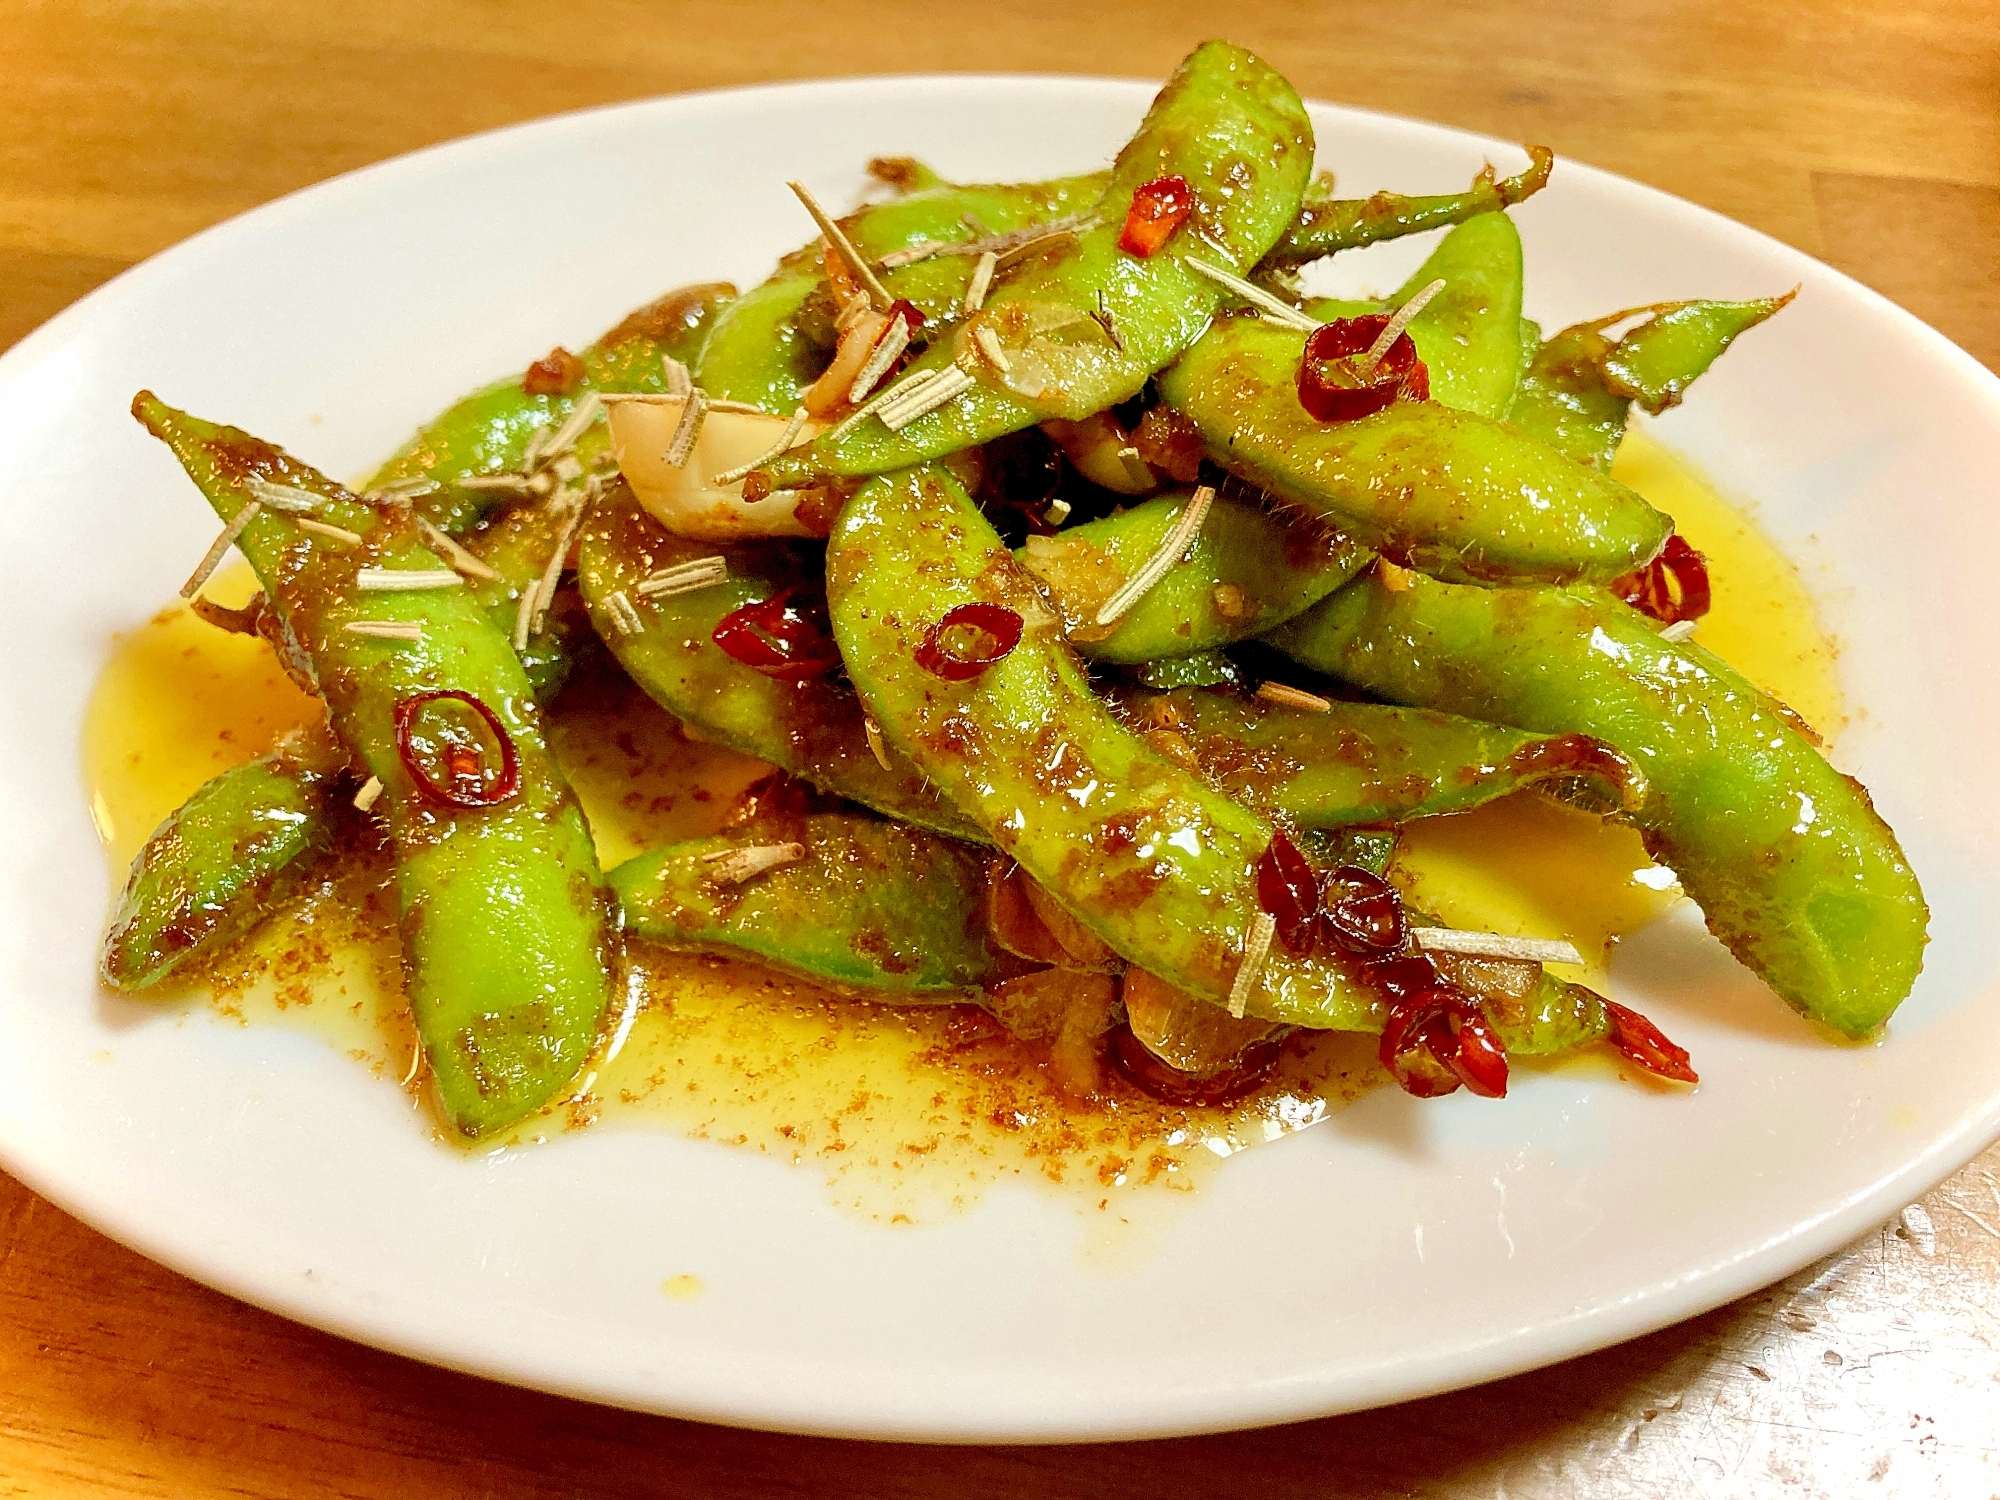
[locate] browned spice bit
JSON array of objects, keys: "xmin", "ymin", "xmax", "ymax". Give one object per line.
[
  {"xmin": 1130, "ymin": 406, "xmax": 1206, "ymax": 484},
  {"xmin": 1211, "ymin": 582, "xmax": 1247, "ymax": 621},
  {"xmin": 865, "ymin": 156, "xmax": 929, "ymax": 193},
  {"xmin": 524, "ymin": 346, "xmax": 586, "ymax": 397},
  {"xmin": 1377, "ymin": 558, "xmax": 1418, "ymax": 592}
]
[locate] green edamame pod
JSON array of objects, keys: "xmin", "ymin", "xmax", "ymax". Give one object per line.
[
  {"xmin": 612, "ymin": 813, "xmax": 1000, "ymax": 993},
  {"xmin": 793, "ymin": 173, "xmax": 1113, "ymax": 343},
  {"xmin": 575, "ymin": 482, "xmax": 983, "ymax": 841},
  {"xmin": 1508, "ymin": 296, "xmax": 1794, "ymax": 469},
  {"xmin": 699, "ymin": 174, "xmax": 1111, "ymax": 411},
  {"xmin": 1602, "ymin": 294, "xmax": 1795, "ymax": 413},
  {"xmin": 100, "ymin": 723, "xmax": 345, "ymax": 991},
  {"xmin": 1016, "ymin": 489, "xmax": 1368, "ymax": 663},
  {"xmin": 1119, "ymin": 687, "xmax": 1643, "ymax": 828},
  {"xmin": 136, "ymin": 394, "xmax": 618, "ymax": 1134},
  {"xmin": 1158, "ymin": 316, "xmax": 1672, "ymax": 584},
  {"xmin": 695, "ymin": 274, "xmax": 823, "ymax": 413},
  {"xmin": 1265, "ymin": 145, "xmax": 1553, "ymax": 264},
  {"xmin": 370, "ymin": 283, "xmax": 736, "ymax": 532},
  {"xmin": 1305, "ymin": 211, "xmax": 1528, "ymax": 418},
  {"xmin": 826, "ymin": 464, "xmax": 1388, "ymax": 1033},
  {"xmin": 1269, "ymin": 571, "xmax": 1928, "ymax": 1034},
  {"xmin": 1507, "ymin": 319, "xmax": 1633, "ymax": 472},
  {"xmin": 758, "ymin": 41, "xmax": 1313, "ymax": 485},
  {"xmin": 102, "ymin": 496, "xmax": 596, "ymax": 992}
]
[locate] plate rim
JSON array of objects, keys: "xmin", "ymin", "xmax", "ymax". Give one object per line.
[{"xmin": 3, "ymin": 71, "xmax": 1998, "ymax": 1444}]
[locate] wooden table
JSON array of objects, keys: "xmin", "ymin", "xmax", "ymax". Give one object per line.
[{"xmin": 4, "ymin": 2, "xmax": 1997, "ymax": 1493}]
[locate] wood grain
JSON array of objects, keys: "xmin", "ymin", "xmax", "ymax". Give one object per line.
[{"xmin": 3, "ymin": 2, "xmax": 1997, "ymax": 1495}]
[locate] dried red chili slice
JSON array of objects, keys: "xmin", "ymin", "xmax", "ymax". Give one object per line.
[
  {"xmin": 1604, "ymin": 999, "xmax": 1699, "ymax": 1083},
  {"xmin": 1254, "ymin": 831, "xmax": 1320, "ymax": 954},
  {"xmin": 1368, "ymin": 952, "xmax": 1442, "ymax": 1002},
  {"xmin": 886, "ymin": 297, "xmax": 927, "ymax": 332},
  {"xmin": 1609, "ymin": 533, "xmax": 1712, "ymax": 627},
  {"xmin": 1436, "ymin": 999, "xmax": 1509, "ymax": 1098},
  {"xmin": 1118, "ymin": 174, "xmax": 1193, "ymax": 257},
  {"xmin": 711, "ymin": 590, "xmax": 842, "ymax": 682},
  {"xmin": 1296, "ymin": 315, "xmax": 1430, "ymax": 423},
  {"xmin": 1319, "ymin": 865, "xmax": 1408, "ymax": 957},
  {"xmin": 1107, "ymin": 1022, "xmax": 1287, "ymax": 1107},
  {"xmin": 1378, "ymin": 990, "xmax": 1462, "ymax": 1098},
  {"xmin": 914, "ymin": 602, "xmax": 1024, "ymax": 682},
  {"xmin": 392, "ymin": 689, "xmax": 522, "ymax": 810}
]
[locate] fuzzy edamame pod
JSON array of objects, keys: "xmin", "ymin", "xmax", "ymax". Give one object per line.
[
  {"xmin": 369, "ymin": 283, "xmax": 736, "ymax": 534},
  {"xmin": 1158, "ymin": 316, "xmax": 1672, "ymax": 584},
  {"xmin": 575, "ymin": 482, "xmax": 983, "ymax": 841},
  {"xmin": 1118, "ymin": 686, "xmax": 1643, "ymax": 828},
  {"xmin": 757, "ymin": 41, "xmax": 1314, "ymax": 485},
  {"xmin": 1269, "ymin": 571, "xmax": 1928, "ymax": 1034},
  {"xmin": 1265, "ymin": 145, "xmax": 1553, "ymax": 264},
  {"xmin": 100, "ymin": 723, "xmax": 345, "ymax": 991},
  {"xmin": 827, "ymin": 464, "xmax": 1396, "ymax": 1033},
  {"xmin": 1508, "ymin": 296, "xmax": 1794, "ymax": 469},
  {"xmin": 612, "ymin": 813, "xmax": 1001, "ymax": 993},
  {"xmin": 1016, "ymin": 489, "xmax": 1369, "ymax": 662},
  {"xmin": 698, "ymin": 174, "xmax": 1111, "ymax": 411},
  {"xmin": 99, "ymin": 495, "xmax": 597, "ymax": 992},
  {"xmin": 1305, "ymin": 211, "xmax": 1528, "ymax": 418},
  {"xmin": 135, "ymin": 395, "xmax": 618, "ymax": 1134}
]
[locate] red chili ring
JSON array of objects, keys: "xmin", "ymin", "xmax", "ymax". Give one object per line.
[
  {"xmin": 1319, "ymin": 864, "xmax": 1408, "ymax": 957},
  {"xmin": 914, "ymin": 602, "xmax": 1024, "ymax": 682},
  {"xmin": 1604, "ymin": 999, "xmax": 1700, "ymax": 1084},
  {"xmin": 392, "ymin": 689, "xmax": 522, "ymax": 810},
  {"xmin": 1118, "ymin": 174, "xmax": 1194, "ymax": 258},
  {"xmin": 1253, "ymin": 830, "xmax": 1321, "ymax": 954},
  {"xmin": 711, "ymin": 590, "xmax": 842, "ymax": 682},
  {"xmin": 1610, "ymin": 533, "xmax": 1712, "ymax": 627},
  {"xmin": 1297, "ymin": 315, "xmax": 1430, "ymax": 423}
]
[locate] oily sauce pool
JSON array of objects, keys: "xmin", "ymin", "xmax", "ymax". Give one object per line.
[{"xmin": 78, "ymin": 430, "xmax": 1840, "ymax": 1221}]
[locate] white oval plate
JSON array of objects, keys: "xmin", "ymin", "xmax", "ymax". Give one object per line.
[{"xmin": 2, "ymin": 76, "xmax": 1997, "ymax": 1444}]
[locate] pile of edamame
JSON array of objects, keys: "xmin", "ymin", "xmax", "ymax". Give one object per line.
[{"xmin": 108, "ymin": 41, "xmax": 1926, "ymax": 1133}]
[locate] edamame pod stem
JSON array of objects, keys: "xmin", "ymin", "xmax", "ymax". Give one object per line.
[
  {"xmin": 699, "ymin": 174, "xmax": 1110, "ymax": 410},
  {"xmin": 1158, "ymin": 316, "xmax": 1672, "ymax": 584},
  {"xmin": 135, "ymin": 395, "xmax": 618, "ymax": 1134},
  {"xmin": 1603, "ymin": 294, "xmax": 1795, "ymax": 413},
  {"xmin": 370, "ymin": 282, "xmax": 736, "ymax": 533},
  {"xmin": 1016, "ymin": 489, "xmax": 1369, "ymax": 663},
  {"xmin": 1265, "ymin": 145, "xmax": 1553, "ymax": 264},
  {"xmin": 827, "ymin": 465, "xmax": 1389, "ymax": 1033},
  {"xmin": 1305, "ymin": 211, "xmax": 1528, "ymax": 418},
  {"xmin": 1269, "ymin": 571, "xmax": 1928, "ymax": 1034},
  {"xmin": 612, "ymin": 813, "xmax": 1002, "ymax": 993},
  {"xmin": 757, "ymin": 41, "xmax": 1313, "ymax": 485},
  {"xmin": 100, "ymin": 723, "xmax": 345, "ymax": 991},
  {"xmin": 575, "ymin": 482, "xmax": 985, "ymax": 841},
  {"xmin": 1118, "ymin": 687, "xmax": 1644, "ymax": 828},
  {"xmin": 1508, "ymin": 296, "xmax": 1795, "ymax": 469}
]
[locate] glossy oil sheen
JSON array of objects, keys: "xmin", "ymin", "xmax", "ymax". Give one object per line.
[{"xmin": 1391, "ymin": 427, "xmax": 1845, "ymax": 989}]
